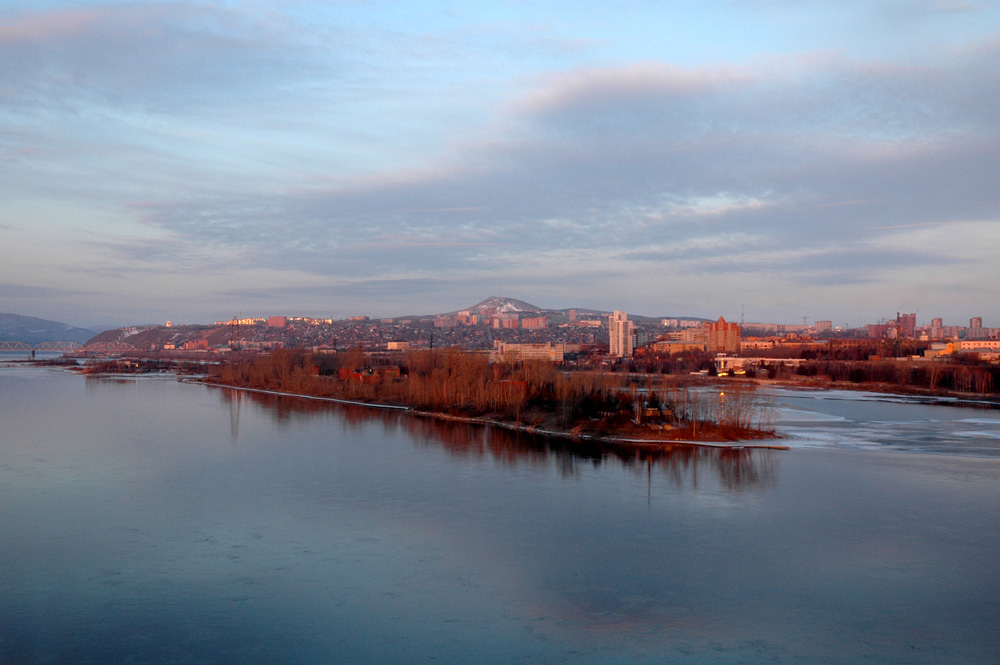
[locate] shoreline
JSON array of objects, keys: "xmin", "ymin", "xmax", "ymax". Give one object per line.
[
  {"xmin": 749, "ymin": 376, "xmax": 1000, "ymax": 406},
  {"xmin": 197, "ymin": 379, "xmax": 789, "ymax": 452},
  {"xmin": 14, "ymin": 355, "xmax": 999, "ymax": 407}
]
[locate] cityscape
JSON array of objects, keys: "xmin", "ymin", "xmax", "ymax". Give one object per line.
[
  {"xmin": 3, "ymin": 1, "xmax": 1000, "ymax": 664},
  {"xmin": 65, "ymin": 296, "xmax": 998, "ymax": 365}
]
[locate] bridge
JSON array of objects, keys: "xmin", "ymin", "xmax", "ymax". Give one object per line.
[
  {"xmin": 1, "ymin": 341, "xmax": 143, "ymax": 355},
  {"xmin": 0, "ymin": 341, "xmax": 83, "ymax": 352},
  {"xmin": 2, "ymin": 341, "xmax": 153, "ymax": 357}
]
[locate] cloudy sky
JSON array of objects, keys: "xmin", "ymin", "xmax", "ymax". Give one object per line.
[{"xmin": 2, "ymin": 1, "xmax": 998, "ymax": 328}]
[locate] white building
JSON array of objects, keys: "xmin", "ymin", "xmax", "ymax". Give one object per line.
[
  {"xmin": 959, "ymin": 340, "xmax": 1000, "ymax": 352},
  {"xmin": 608, "ymin": 311, "xmax": 635, "ymax": 358},
  {"xmin": 492, "ymin": 341, "xmax": 565, "ymax": 362}
]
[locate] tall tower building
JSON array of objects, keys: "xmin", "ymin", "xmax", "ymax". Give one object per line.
[
  {"xmin": 608, "ymin": 311, "xmax": 635, "ymax": 358},
  {"xmin": 706, "ymin": 316, "xmax": 741, "ymax": 354},
  {"xmin": 969, "ymin": 317, "xmax": 984, "ymax": 340},
  {"xmin": 896, "ymin": 312, "xmax": 917, "ymax": 338}
]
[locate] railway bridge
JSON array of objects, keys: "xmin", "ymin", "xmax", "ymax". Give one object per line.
[
  {"xmin": 0, "ymin": 341, "xmax": 83, "ymax": 352},
  {"xmin": 1, "ymin": 341, "xmax": 144, "ymax": 354}
]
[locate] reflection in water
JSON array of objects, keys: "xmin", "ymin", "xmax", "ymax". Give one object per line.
[
  {"xmin": 217, "ymin": 386, "xmax": 778, "ymax": 491},
  {"xmin": 84, "ymin": 375, "xmax": 143, "ymax": 391},
  {"xmin": 7, "ymin": 370, "xmax": 998, "ymax": 665},
  {"xmin": 228, "ymin": 388, "xmax": 243, "ymax": 445}
]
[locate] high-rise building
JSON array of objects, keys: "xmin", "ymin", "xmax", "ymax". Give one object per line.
[
  {"xmin": 706, "ymin": 316, "xmax": 741, "ymax": 353},
  {"xmin": 608, "ymin": 311, "xmax": 635, "ymax": 357},
  {"xmin": 968, "ymin": 317, "xmax": 987, "ymax": 340},
  {"xmin": 896, "ymin": 312, "xmax": 917, "ymax": 338}
]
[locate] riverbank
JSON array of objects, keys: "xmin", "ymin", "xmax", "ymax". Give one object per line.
[
  {"xmin": 750, "ymin": 374, "xmax": 1000, "ymax": 406},
  {"xmin": 15, "ymin": 350, "xmax": 781, "ymax": 448}
]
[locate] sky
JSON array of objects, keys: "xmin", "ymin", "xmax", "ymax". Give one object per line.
[{"xmin": 1, "ymin": 1, "xmax": 998, "ymax": 329}]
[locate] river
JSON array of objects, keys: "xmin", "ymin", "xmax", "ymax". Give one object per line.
[{"xmin": 1, "ymin": 365, "xmax": 998, "ymax": 664}]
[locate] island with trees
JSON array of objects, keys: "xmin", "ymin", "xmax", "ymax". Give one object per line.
[{"xmin": 202, "ymin": 349, "xmax": 781, "ymax": 448}]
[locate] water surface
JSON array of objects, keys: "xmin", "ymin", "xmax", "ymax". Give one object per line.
[{"xmin": 1, "ymin": 367, "xmax": 998, "ymax": 663}]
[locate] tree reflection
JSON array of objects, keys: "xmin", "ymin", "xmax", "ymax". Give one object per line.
[{"xmin": 217, "ymin": 386, "xmax": 779, "ymax": 490}]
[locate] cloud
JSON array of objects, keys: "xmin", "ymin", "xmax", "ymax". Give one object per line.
[
  {"xmin": 877, "ymin": 0, "xmax": 980, "ymax": 20},
  {"xmin": 516, "ymin": 63, "xmax": 756, "ymax": 119},
  {"xmin": 0, "ymin": 283, "xmax": 87, "ymax": 298},
  {"xmin": 4, "ymin": 2, "xmax": 997, "ymax": 321},
  {"xmin": 121, "ymin": 44, "xmax": 998, "ymax": 300},
  {"xmin": 0, "ymin": 4, "xmax": 307, "ymax": 111},
  {"xmin": 222, "ymin": 276, "xmax": 453, "ymax": 302}
]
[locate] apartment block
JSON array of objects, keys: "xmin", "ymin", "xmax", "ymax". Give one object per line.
[{"xmin": 609, "ymin": 311, "xmax": 635, "ymax": 357}]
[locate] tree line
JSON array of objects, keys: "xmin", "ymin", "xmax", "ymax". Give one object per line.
[
  {"xmin": 207, "ymin": 349, "xmax": 776, "ymax": 441},
  {"xmin": 766, "ymin": 358, "xmax": 997, "ymax": 394}
]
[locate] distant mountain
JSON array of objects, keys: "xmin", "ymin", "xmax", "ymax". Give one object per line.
[
  {"xmin": 403, "ymin": 296, "xmax": 706, "ymax": 323},
  {"xmin": 0, "ymin": 312, "xmax": 97, "ymax": 345},
  {"xmin": 463, "ymin": 296, "xmax": 545, "ymax": 315}
]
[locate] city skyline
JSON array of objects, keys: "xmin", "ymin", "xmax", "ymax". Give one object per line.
[
  {"xmin": 6, "ymin": 295, "xmax": 994, "ymax": 339},
  {"xmin": 2, "ymin": 1, "xmax": 999, "ymax": 328}
]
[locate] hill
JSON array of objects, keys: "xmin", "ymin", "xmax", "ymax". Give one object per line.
[
  {"xmin": 0, "ymin": 312, "xmax": 96, "ymax": 346},
  {"xmin": 464, "ymin": 296, "xmax": 545, "ymax": 314},
  {"xmin": 84, "ymin": 324, "xmax": 229, "ymax": 348},
  {"xmin": 394, "ymin": 295, "xmax": 707, "ymax": 324}
]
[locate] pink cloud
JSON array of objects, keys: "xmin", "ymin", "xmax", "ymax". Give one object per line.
[
  {"xmin": 515, "ymin": 62, "xmax": 757, "ymax": 115},
  {"xmin": 0, "ymin": 8, "xmax": 101, "ymax": 44}
]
